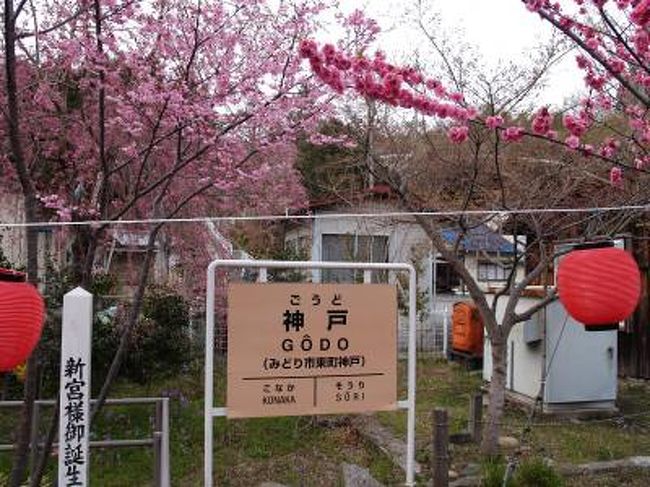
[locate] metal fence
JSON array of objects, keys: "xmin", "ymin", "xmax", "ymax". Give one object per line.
[
  {"xmin": 0, "ymin": 397, "xmax": 170, "ymax": 487},
  {"xmin": 398, "ymin": 304, "xmax": 452, "ymax": 357}
]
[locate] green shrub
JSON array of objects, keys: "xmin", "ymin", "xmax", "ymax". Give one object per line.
[
  {"xmin": 122, "ymin": 285, "xmax": 192, "ymax": 382},
  {"xmin": 25, "ymin": 276, "xmax": 192, "ymax": 396},
  {"xmin": 37, "ymin": 300, "xmax": 120, "ymax": 397},
  {"xmin": 34, "ymin": 267, "xmax": 120, "ymax": 396},
  {"xmin": 513, "ymin": 458, "xmax": 563, "ymax": 487}
]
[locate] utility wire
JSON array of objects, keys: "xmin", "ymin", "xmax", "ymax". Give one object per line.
[{"xmin": 1, "ymin": 204, "xmax": 650, "ymax": 228}]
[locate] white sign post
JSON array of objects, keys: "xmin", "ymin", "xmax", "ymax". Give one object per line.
[
  {"xmin": 58, "ymin": 287, "xmax": 93, "ymax": 487},
  {"xmin": 205, "ymin": 260, "xmax": 418, "ymax": 486}
]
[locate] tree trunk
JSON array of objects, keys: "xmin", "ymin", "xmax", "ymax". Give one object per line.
[
  {"xmin": 481, "ymin": 335, "xmax": 507, "ymax": 456},
  {"xmin": 8, "ymin": 177, "xmax": 41, "ymax": 487},
  {"xmin": 4, "ymin": 0, "xmax": 43, "ymax": 483},
  {"xmin": 91, "ymin": 226, "xmax": 161, "ymax": 421}
]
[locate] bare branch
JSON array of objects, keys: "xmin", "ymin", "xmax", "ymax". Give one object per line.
[{"xmin": 514, "ymin": 291, "xmax": 558, "ymax": 323}]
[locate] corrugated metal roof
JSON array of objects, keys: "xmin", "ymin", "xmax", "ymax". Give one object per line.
[{"xmin": 442, "ymin": 225, "xmax": 515, "ymax": 254}]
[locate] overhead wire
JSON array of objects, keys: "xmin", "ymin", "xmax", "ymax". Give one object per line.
[{"xmin": 0, "ymin": 203, "xmax": 649, "ymax": 228}]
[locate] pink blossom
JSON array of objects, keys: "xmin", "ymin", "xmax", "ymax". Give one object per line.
[
  {"xmin": 426, "ymin": 78, "xmax": 441, "ymax": 90},
  {"xmin": 322, "ymin": 44, "xmax": 336, "ymax": 64},
  {"xmin": 585, "ymin": 36, "xmax": 601, "ymax": 51},
  {"xmin": 334, "ymin": 53, "xmax": 352, "ymax": 71},
  {"xmin": 559, "ymin": 16, "xmax": 574, "ymax": 28},
  {"xmin": 631, "ymin": 0, "xmax": 650, "ymax": 27},
  {"xmin": 413, "ymin": 95, "xmax": 427, "ymax": 112},
  {"xmin": 485, "ymin": 115, "xmax": 504, "ymax": 129},
  {"xmin": 576, "ymin": 55, "xmax": 591, "ymax": 69},
  {"xmin": 532, "ymin": 107, "xmax": 552, "ymax": 135},
  {"xmin": 450, "ymin": 92, "xmax": 465, "ymax": 103},
  {"xmin": 352, "ymin": 56, "xmax": 370, "ymax": 73},
  {"xmin": 608, "ymin": 57, "xmax": 626, "ymax": 74},
  {"xmin": 433, "ymin": 84, "xmax": 447, "ymax": 98},
  {"xmin": 403, "ymin": 69, "xmax": 423, "ymax": 85},
  {"xmin": 563, "ymin": 114, "xmax": 588, "ymax": 137},
  {"xmin": 448, "ymin": 125, "xmax": 470, "ymax": 144},
  {"xmin": 464, "ymin": 107, "xmax": 478, "ymax": 120},
  {"xmin": 636, "ymin": 157, "xmax": 650, "ymax": 169},
  {"xmin": 383, "ymin": 73, "xmax": 402, "ymax": 96},
  {"xmin": 585, "ymin": 72, "xmax": 607, "ymax": 90},
  {"xmin": 599, "ymin": 145, "xmax": 614, "ymax": 158},
  {"xmin": 565, "ymin": 135, "xmax": 581, "ymax": 150},
  {"xmin": 398, "ymin": 89, "xmax": 414, "ymax": 108},
  {"xmin": 598, "ymin": 137, "xmax": 620, "ymax": 158},
  {"xmin": 525, "ymin": 0, "xmax": 546, "ymax": 12},
  {"xmin": 502, "ymin": 126, "xmax": 524, "ymax": 142},
  {"xmin": 595, "ymin": 95, "xmax": 613, "ymax": 110},
  {"xmin": 299, "ymin": 39, "xmax": 318, "ymax": 59},
  {"xmin": 610, "ymin": 167, "xmax": 623, "ymax": 187},
  {"xmin": 343, "ymin": 8, "xmax": 381, "ymax": 39}
]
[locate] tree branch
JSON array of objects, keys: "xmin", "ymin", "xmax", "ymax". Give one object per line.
[
  {"xmin": 534, "ymin": 4, "xmax": 650, "ymax": 108},
  {"xmin": 513, "ymin": 290, "xmax": 558, "ymax": 323}
]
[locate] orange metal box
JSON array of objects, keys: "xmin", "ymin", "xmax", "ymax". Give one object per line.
[{"xmin": 452, "ymin": 302, "xmax": 483, "ymax": 357}]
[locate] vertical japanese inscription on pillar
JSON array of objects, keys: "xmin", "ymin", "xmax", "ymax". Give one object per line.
[
  {"xmin": 58, "ymin": 288, "xmax": 92, "ymax": 487},
  {"xmin": 227, "ymin": 283, "xmax": 397, "ymax": 418}
]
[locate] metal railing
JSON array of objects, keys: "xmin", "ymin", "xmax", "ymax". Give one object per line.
[
  {"xmin": 0, "ymin": 397, "xmax": 170, "ymax": 487},
  {"xmin": 398, "ymin": 305, "xmax": 452, "ymax": 357}
]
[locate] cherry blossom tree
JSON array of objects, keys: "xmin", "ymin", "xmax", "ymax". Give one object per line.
[
  {"xmin": 523, "ymin": 1, "xmax": 650, "ymax": 171},
  {"xmin": 300, "ymin": 2, "xmax": 649, "ymax": 455},
  {"xmin": 2, "ymin": 0, "xmax": 333, "ymax": 483}
]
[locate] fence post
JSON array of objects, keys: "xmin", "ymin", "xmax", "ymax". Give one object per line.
[
  {"xmin": 153, "ymin": 400, "xmax": 163, "ymax": 486},
  {"xmin": 469, "ymin": 393, "xmax": 483, "ymax": 444},
  {"xmin": 443, "ymin": 305, "xmax": 449, "ymax": 358},
  {"xmin": 29, "ymin": 401, "xmax": 40, "ymax": 474},
  {"xmin": 432, "ymin": 408, "xmax": 449, "ymax": 487},
  {"xmin": 161, "ymin": 398, "xmax": 170, "ymax": 487}
]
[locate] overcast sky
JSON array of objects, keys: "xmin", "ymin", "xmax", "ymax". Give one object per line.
[{"xmin": 333, "ymin": 0, "xmax": 584, "ymax": 107}]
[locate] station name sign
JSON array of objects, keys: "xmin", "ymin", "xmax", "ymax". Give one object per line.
[{"xmin": 227, "ymin": 283, "xmax": 397, "ymax": 418}]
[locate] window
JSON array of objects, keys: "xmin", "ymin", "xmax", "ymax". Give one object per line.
[
  {"xmin": 477, "ymin": 260, "xmax": 512, "ymax": 282},
  {"xmin": 321, "ymin": 234, "xmax": 389, "ymax": 283},
  {"xmin": 433, "ymin": 260, "xmax": 461, "ymax": 292}
]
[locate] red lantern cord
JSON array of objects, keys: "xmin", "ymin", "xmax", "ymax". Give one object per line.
[
  {"xmin": 557, "ymin": 247, "xmax": 640, "ymax": 328},
  {"xmin": 0, "ymin": 269, "xmax": 45, "ymax": 372}
]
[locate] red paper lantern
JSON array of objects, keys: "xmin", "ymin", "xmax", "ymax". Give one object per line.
[
  {"xmin": 0, "ymin": 268, "xmax": 45, "ymax": 371},
  {"xmin": 557, "ymin": 246, "xmax": 640, "ymax": 330}
]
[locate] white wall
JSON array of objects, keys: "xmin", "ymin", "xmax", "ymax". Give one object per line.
[
  {"xmin": 0, "ymin": 192, "xmax": 62, "ymax": 281},
  {"xmin": 304, "ymin": 201, "xmax": 426, "ymax": 283},
  {"xmin": 483, "ymin": 296, "xmax": 545, "ymax": 399},
  {"xmin": 0, "ymin": 192, "xmax": 26, "ymax": 265},
  {"xmin": 483, "ymin": 295, "xmax": 617, "ymax": 406}
]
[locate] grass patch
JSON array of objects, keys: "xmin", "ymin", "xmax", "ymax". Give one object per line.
[
  {"xmin": 377, "ymin": 358, "xmax": 650, "ymax": 481},
  {"xmin": 3, "ymin": 358, "xmax": 650, "ymax": 485},
  {"xmin": 513, "ymin": 458, "xmax": 563, "ymax": 487},
  {"xmin": 0, "ymin": 365, "xmax": 403, "ymax": 486},
  {"xmin": 377, "ymin": 358, "xmax": 482, "ymax": 439}
]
